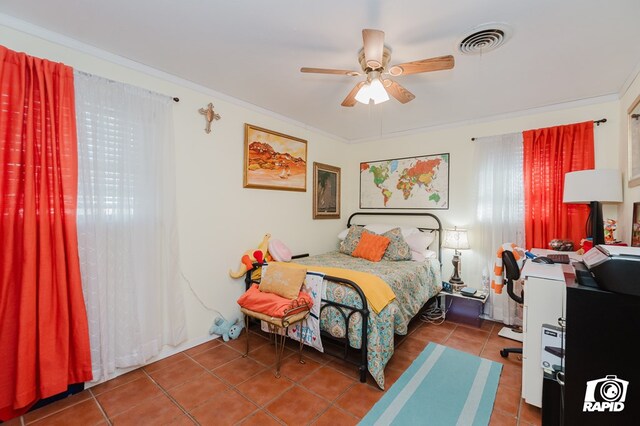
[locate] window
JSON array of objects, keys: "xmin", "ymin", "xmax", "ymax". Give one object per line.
[{"xmin": 74, "ymin": 71, "xmax": 186, "ymax": 382}]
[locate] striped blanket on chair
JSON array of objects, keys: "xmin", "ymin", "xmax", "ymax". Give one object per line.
[
  {"xmin": 260, "ymin": 268, "xmax": 325, "ymax": 352},
  {"xmin": 287, "ymin": 271, "xmax": 324, "ymax": 352},
  {"xmin": 491, "ymin": 243, "xmax": 525, "ymax": 294}
]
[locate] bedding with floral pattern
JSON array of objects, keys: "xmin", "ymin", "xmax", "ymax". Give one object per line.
[{"xmin": 292, "ymin": 251, "xmax": 441, "ymax": 389}]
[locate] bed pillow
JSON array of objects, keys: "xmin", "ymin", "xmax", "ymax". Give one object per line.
[
  {"xmin": 405, "ymin": 231, "xmax": 436, "ymax": 252},
  {"xmin": 364, "ymin": 223, "xmax": 420, "ymax": 239},
  {"xmin": 351, "ymin": 232, "xmax": 391, "ymax": 262},
  {"xmin": 339, "ymin": 224, "xmax": 419, "ymax": 240},
  {"xmin": 381, "ymin": 227, "xmax": 412, "ymax": 261},
  {"xmin": 411, "ymin": 249, "xmax": 438, "ymax": 262},
  {"xmin": 259, "ymin": 263, "xmax": 307, "ymax": 300},
  {"xmin": 339, "ymin": 225, "xmax": 365, "ymax": 254},
  {"xmin": 424, "ymin": 249, "xmax": 437, "ymax": 259}
]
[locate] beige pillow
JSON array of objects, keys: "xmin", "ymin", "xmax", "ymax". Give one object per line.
[{"xmin": 259, "ymin": 263, "xmax": 307, "ymax": 300}]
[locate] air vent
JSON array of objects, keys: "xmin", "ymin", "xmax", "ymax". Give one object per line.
[{"xmin": 458, "ymin": 24, "xmax": 511, "ymax": 55}]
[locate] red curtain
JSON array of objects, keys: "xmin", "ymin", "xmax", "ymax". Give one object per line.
[
  {"xmin": 0, "ymin": 46, "xmax": 92, "ymax": 420},
  {"xmin": 523, "ymin": 121, "xmax": 594, "ymax": 250}
]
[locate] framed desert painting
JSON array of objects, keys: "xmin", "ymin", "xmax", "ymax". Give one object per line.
[
  {"xmin": 244, "ymin": 124, "xmax": 307, "ymax": 191},
  {"xmin": 313, "ymin": 162, "xmax": 340, "ymax": 219}
]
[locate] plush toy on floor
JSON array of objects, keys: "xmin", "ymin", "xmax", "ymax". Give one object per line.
[{"xmin": 209, "ymin": 315, "xmax": 244, "ymax": 342}]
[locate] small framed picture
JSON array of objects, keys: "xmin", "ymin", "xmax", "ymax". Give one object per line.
[
  {"xmin": 632, "ymin": 202, "xmax": 640, "ymax": 247},
  {"xmin": 313, "ymin": 162, "xmax": 340, "ymax": 219},
  {"xmin": 243, "ymin": 124, "xmax": 307, "ymax": 191}
]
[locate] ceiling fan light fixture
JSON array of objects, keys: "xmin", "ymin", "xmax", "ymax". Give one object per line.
[
  {"xmin": 355, "ymin": 77, "xmax": 389, "ymax": 105},
  {"xmin": 355, "ymin": 82, "xmax": 371, "ymax": 104},
  {"xmin": 369, "ymin": 78, "xmax": 389, "ymax": 104}
]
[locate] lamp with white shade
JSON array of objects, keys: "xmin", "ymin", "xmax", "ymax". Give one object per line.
[
  {"xmin": 442, "ymin": 227, "xmax": 470, "ymax": 290},
  {"xmin": 563, "ymin": 169, "xmax": 623, "ymax": 245}
]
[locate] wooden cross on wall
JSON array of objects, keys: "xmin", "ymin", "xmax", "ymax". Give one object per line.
[{"xmin": 198, "ymin": 103, "xmax": 221, "ymax": 134}]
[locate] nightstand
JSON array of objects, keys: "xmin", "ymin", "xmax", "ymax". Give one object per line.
[{"xmin": 439, "ymin": 287, "xmax": 488, "ymax": 327}]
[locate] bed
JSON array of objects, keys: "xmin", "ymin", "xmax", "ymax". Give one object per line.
[{"xmin": 246, "ymin": 212, "xmax": 443, "ymax": 389}]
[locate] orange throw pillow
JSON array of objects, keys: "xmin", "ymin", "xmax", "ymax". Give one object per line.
[{"xmin": 351, "ymin": 232, "xmax": 390, "ymax": 262}]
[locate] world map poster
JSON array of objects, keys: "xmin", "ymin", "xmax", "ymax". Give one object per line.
[{"xmin": 359, "ymin": 153, "xmax": 449, "ymax": 209}]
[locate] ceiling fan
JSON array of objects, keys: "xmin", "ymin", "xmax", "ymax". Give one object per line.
[{"xmin": 301, "ymin": 29, "xmax": 454, "ymax": 107}]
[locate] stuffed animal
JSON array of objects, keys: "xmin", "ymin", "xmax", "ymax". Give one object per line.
[
  {"xmin": 209, "ymin": 315, "xmax": 244, "ymax": 341},
  {"xmin": 604, "ymin": 218, "xmax": 617, "ymax": 243},
  {"xmin": 229, "ymin": 233, "xmax": 271, "ymax": 279}
]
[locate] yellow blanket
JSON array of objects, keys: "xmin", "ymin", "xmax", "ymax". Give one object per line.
[{"xmin": 271, "ymin": 262, "xmax": 396, "ymax": 314}]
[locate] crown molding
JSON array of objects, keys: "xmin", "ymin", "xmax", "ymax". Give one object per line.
[
  {"xmin": 348, "ymin": 93, "xmax": 620, "ymax": 144},
  {"xmin": 620, "ymin": 60, "xmax": 640, "ymax": 100}
]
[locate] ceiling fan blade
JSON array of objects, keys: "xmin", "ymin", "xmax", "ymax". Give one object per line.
[
  {"xmin": 382, "ymin": 79, "xmax": 415, "ymax": 104},
  {"xmin": 388, "ymin": 55, "xmax": 455, "ymax": 76},
  {"xmin": 300, "ymin": 67, "xmax": 361, "ymax": 76},
  {"xmin": 362, "ymin": 29, "xmax": 385, "ymax": 69},
  {"xmin": 341, "ymin": 81, "xmax": 366, "ymax": 107}
]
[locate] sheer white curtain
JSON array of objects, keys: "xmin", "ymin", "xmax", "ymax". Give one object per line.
[
  {"xmin": 474, "ymin": 133, "xmax": 525, "ymax": 324},
  {"xmin": 74, "ymin": 71, "xmax": 186, "ymax": 382}
]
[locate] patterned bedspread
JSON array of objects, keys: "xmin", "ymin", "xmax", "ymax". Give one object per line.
[{"xmin": 292, "ymin": 251, "xmax": 442, "ymax": 389}]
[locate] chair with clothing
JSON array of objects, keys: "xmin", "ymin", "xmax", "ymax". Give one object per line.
[
  {"xmin": 237, "ymin": 262, "xmax": 312, "ymax": 377},
  {"xmin": 499, "ymin": 249, "xmax": 524, "ymax": 358}
]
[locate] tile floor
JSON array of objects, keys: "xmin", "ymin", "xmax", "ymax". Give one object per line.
[{"xmin": 3, "ymin": 315, "xmax": 540, "ymax": 426}]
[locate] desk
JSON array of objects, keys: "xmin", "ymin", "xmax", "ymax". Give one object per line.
[
  {"xmin": 526, "ymin": 249, "xmax": 640, "ymax": 423},
  {"xmin": 530, "ymin": 248, "xmax": 582, "ymax": 259},
  {"xmin": 530, "ymin": 248, "xmax": 582, "ymax": 275},
  {"xmin": 520, "ymin": 260, "xmax": 569, "ymax": 408}
]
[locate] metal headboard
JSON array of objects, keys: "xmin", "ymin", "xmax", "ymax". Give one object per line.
[{"xmin": 346, "ymin": 211, "xmax": 443, "ymax": 263}]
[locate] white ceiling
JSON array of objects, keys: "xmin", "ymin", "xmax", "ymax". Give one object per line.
[{"xmin": 2, "ymin": 0, "xmax": 639, "ymax": 142}]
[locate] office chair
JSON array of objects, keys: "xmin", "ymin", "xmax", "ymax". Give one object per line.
[{"xmin": 499, "ymin": 250, "xmax": 524, "ymax": 358}]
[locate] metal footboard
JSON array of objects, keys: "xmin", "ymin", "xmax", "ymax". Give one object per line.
[{"xmin": 319, "ymin": 274, "xmax": 369, "ymax": 383}]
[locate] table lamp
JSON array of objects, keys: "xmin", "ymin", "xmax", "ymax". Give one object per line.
[
  {"xmin": 563, "ymin": 169, "xmax": 623, "ymax": 245},
  {"xmin": 442, "ymin": 227, "xmax": 470, "ymax": 290}
]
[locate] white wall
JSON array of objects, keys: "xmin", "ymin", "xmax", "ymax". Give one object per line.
[
  {"xmin": 0, "ymin": 23, "xmax": 352, "ymax": 368},
  {"xmin": 618, "ymin": 71, "xmax": 640, "ymax": 242},
  {"xmin": 346, "ymin": 99, "xmax": 621, "ymax": 289}
]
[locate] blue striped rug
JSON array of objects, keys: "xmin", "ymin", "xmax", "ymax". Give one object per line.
[{"xmin": 359, "ymin": 343, "xmax": 502, "ymax": 426}]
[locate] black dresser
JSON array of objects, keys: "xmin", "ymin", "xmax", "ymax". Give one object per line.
[{"xmin": 554, "ymin": 283, "xmax": 640, "ymax": 425}]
